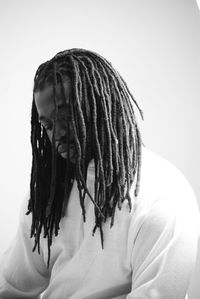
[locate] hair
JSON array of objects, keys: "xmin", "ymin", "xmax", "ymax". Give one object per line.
[{"xmin": 26, "ymin": 48, "xmax": 143, "ymax": 267}]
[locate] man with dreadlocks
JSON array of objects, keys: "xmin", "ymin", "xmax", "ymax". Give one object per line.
[{"xmin": 0, "ymin": 49, "xmax": 199, "ymax": 299}]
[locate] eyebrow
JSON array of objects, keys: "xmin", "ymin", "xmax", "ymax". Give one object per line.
[{"xmin": 38, "ymin": 103, "xmax": 70, "ymax": 122}]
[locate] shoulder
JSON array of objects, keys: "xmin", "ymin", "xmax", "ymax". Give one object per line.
[
  {"xmin": 139, "ymin": 146, "xmax": 196, "ymax": 203},
  {"xmin": 136, "ymin": 146, "xmax": 199, "ymax": 225},
  {"xmin": 130, "ymin": 146, "xmax": 200, "ymax": 249}
]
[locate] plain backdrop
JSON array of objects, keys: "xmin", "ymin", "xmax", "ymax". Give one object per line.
[{"xmin": 0, "ymin": 0, "xmax": 199, "ymax": 298}]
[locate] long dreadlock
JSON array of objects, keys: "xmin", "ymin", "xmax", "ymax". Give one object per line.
[{"xmin": 26, "ymin": 48, "xmax": 143, "ymax": 267}]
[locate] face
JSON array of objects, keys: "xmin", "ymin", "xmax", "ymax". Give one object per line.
[{"xmin": 34, "ymin": 77, "xmax": 76, "ymax": 163}]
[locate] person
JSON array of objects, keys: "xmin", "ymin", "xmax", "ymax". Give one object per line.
[{"xmin": 0, "ymin": 48, "xmax": 199, "ymax": 299}]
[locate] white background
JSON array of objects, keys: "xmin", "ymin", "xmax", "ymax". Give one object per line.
[{"xmin": 0, "ymin": 0, "xmax": 199, "ymax": 298}]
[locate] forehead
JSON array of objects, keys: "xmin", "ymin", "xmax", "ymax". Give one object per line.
[{"xmin": 34, "ymin": 78, "xmax": 72, "ymax": 116}]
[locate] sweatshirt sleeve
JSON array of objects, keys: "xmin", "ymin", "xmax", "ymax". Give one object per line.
[
  {"xmin": 127, "ymin": 185, "xmax": 200, "ymax": 299},
  {"xmin": 0, "ymin": 195, "xmax": 50, "ymax": 299}
]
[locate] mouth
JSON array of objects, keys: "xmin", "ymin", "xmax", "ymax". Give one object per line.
[
  {"xmin": 57, "ymin": 143, "xmax": 76, "ymax": 161},
  {"xmin": 57, "ymin": 143, "xmax": 67, "ymax": 154}
]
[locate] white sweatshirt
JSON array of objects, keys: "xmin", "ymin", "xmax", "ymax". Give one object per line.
[{"xmin": 0, "ymin": 147, "xmax": 199, "ymax": 299}]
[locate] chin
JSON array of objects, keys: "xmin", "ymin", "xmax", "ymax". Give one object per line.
[
  {"xmin": 60, "ymin": 152, "xmax": 76, "ymax": 164},
  {"xmin": 60, "ymin": 152, "xmax": 67, "ymax": 159}
]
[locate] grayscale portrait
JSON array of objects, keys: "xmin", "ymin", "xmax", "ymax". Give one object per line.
[{"xmin": 0, "ymin": 1, "xmax": 200, "ymax": 298}]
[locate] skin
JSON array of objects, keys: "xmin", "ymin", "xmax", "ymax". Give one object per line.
[{"xmin": 34, "ymin": 77, "xmax": 76, "ymax": 163}]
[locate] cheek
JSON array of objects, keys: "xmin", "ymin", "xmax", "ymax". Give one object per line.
[{"xmin": 46, "ymin": 130, "xmax": 53, "ymax": 143}]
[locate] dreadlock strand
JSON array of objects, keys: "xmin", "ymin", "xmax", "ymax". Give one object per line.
[
  {"xmin": 70, "ymin": 58, "xmax": 87, "ymax": 176},
  {"xmin": 89, "ymin": 60, "xmax": 114, "ymax": 186},
  {"xmin": 110, "ymin": 90, "xmax": 120, "ymax": 175},
  {"xmin": 134, "ymin": 124, "xmax": 142, "ymax": 197},
  {"xmin": 78, "ymin": 59, "xmax": 106, "ymax": 204},
  {"xmin": 82, "ymin": 56, "xmax": 100, "ymax": 96},
  {"xmin": 111, "ymin": 79, "xmax": 133, "ymax": 187},
  {"xmin": 69, "ymin": 98, "xmax": 103, "ymax": 218},
  {"xmin": 118, "ymin": 74, "xmax": 144, "ymax": 120},
  {"xmin": 45, "ymin": 62, "xmax": 58, "ymax": 218},
  {"xmin": 55, "ymin": 70, "xmax": 73, "ymax": 219}
]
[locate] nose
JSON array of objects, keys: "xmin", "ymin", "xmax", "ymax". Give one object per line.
[
  {"xmin": 55, "ymin": 126, "xmax": 66, "ymax": 141},
  {"xmin": 47, "ymin": 122, "xmax": 67, "ymax": 146}
]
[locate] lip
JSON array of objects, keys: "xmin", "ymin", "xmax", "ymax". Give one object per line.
[
  {"xmin": 57, "ymin": 144, "xmax": 76, "ymax": 163},
  {"xmin": 57, "ymin": 143, "xmax": 75, "ymax": 154},
  {"xmin": 57, "ymin": 144, "xmax": 66, "ymax": 154}
]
